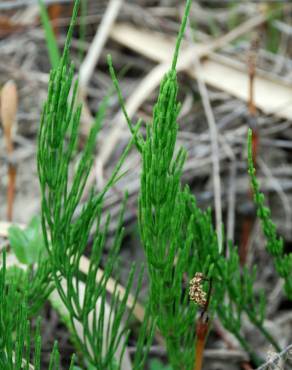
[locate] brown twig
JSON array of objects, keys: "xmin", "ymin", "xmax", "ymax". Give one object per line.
[{"xmin": 194, "ymin": 311, "xmax": 209, "ymax": 370}]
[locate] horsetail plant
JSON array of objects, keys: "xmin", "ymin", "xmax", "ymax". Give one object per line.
[
  {"xmin": 131, "ymin": 1, "xmax": 202, "ymax": 368},
  {"xmin": 109, "ymin": 0, "xmax": 285, "ymax": 367},
  {"xmin": 37, "ymin": 0, "xmax": 155, "ymax": 368},
  {"xmin": 2, "ymin": 0, "xmax": 292, "ymax": 368},
  {"xmin": 248, "ymin": 128, "xmax": 292, "ymax": 298},
  {"xmin": 0, "ymin": 251, "xmax": 76, "ymax": 370},
  {"xmin": 110, "ymin": 1, "xmax": 206, "ymax": 368},
  {"xmin": 185, "ymin": 192, "xmax": 272, "ymax": 366}
]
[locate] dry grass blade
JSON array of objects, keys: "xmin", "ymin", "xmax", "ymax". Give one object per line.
[
  {"xmin": 110, "ymin": 13, "xmax": 265, "ymax": 62},
  {"xmin": 256, "ymin": 343, "xmax": 292, "ymax": 370},
  {"xmin": 193, "ymin": 56, "xmax": 223, "ymax": 253},
  {"xmin": 79, "ymin": 0, "xmax": 124, "ymax": 135},
  {"xmin": 110, "ymin": 15, "xmax": 292, "ymax": 121},
  {"xmin": 79, "ymin": 0, "xmax": 123, "ymax": 94}
]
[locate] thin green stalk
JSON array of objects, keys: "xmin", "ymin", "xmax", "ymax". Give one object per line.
[
  {"xmin": 171, "ymin": 0, "xmax": 192, "ymax": 71},
  {"xmin": 249, "ymin": 317, "xmax": 281, "ymax": 352},
  {"xmin": 234, "ymin": 331, "xmax": 262, "ymax": 367}
]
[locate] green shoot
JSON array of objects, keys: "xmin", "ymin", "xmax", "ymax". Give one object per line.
[
  {"xmin": 248, "ymin": 128, "xmax": 292, "ymax": 298},
  {"xmin": 36, "ymin": 0, "xmax": 154, "ymax": 368}
]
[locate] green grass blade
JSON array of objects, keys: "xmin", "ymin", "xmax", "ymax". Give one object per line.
[{"xmin": 38, "ymin": 0, "xmax": 60, "ymax": 68}]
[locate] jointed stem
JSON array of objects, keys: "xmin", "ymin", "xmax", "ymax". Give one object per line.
[{"xmin": 194, "ymin": 312, "xmax": 209, "ymax": 370}]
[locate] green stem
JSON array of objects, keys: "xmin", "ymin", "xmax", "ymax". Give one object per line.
[
  {"xmin": 251, "ymin": 317, "xmax": 281, "ymax": 353},
  {"xmin": 171, "ymin": 0, "xmax": 192, "ymax": 71},
  {"xmin": 233, "ymin": 329, "xmax": 263, "ymax": 367}
]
